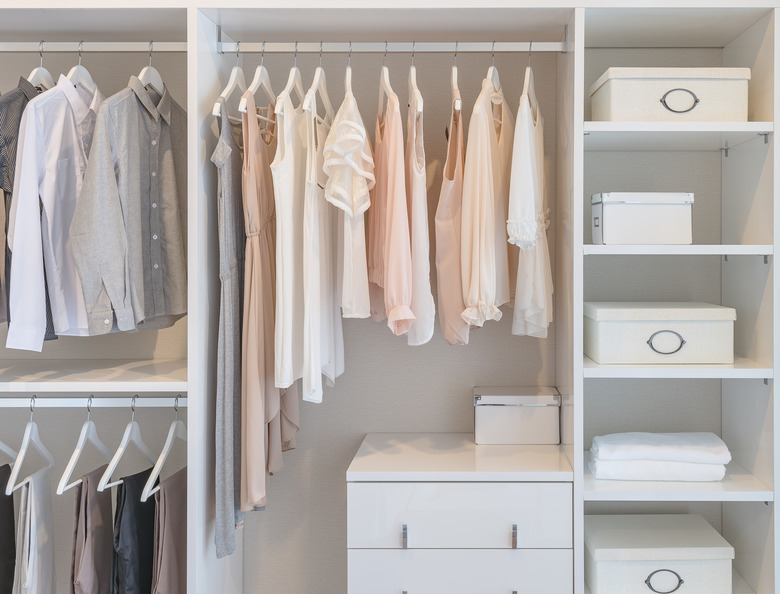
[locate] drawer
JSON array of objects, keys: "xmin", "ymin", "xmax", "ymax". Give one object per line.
[
  {"xmin": 347, "ymin": 482, "xmax": 571, "ymax": 549},
  {"xmin": 348, "ymin": 548, "xmax": 572, "ymax": 594}
]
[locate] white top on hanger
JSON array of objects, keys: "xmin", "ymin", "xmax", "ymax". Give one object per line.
[
  {"xmin": 140, "ymin": 408, "xmax": 186, "ymax": 502},
  {"xmin": 5, "ymin": 408, "xmax": 55, "ymax": 495},
  {"xmin": 57, "ymin": 402, "xmax": 113, "ymax": 494},
  {"xmin": 98, "ymin": 400, "xmax": 156, "ymax": 492}
]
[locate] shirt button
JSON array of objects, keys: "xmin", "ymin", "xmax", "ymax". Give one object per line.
[
  {"xmin": 103, "ymin": 319, "xmax": 110, "ymax": 325},
  {"xmin": 153, "ymin": 234, "xmax": 158, "ymax": 240},
  {"xmin": 151, "ymin": 171, "xmax": 157, "ymax": 177},
  {"xmin": 152, "ymin": 203, "xmax": 158, "ymax": 208},
  {"xmin": 152, "ymin": 140, "xmax": 157, "ymax": 146},
  {"xmin": 154, "ymin": 264, "xmax": 159, "ymax": 269}
]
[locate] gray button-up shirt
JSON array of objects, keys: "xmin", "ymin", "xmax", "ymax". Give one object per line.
[{"xmin": 71, "ymin": 76, "xmax": 187, "ymax": 335}]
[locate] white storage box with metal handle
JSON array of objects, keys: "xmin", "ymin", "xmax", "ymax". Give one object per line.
[
  {"xmin": 473, "ymin": 387, "xmax": 560, "ymax": 445},
  {"xmin": 592, "ymin": 192, "xmax": 693, "ymax": 245},
  {"xmin": 589, "ymin": 67, "xmax": 751, "ymax": 121},
  {"xmin": 584, "ymin": 302, "xmax": 736, "ymax": 364},
  {"xmin": 585, "ymin": 514, "xmax": 734, "ymax": 594}
]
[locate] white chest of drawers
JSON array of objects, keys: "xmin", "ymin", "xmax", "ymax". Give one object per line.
[{"xmin": 346, "ymin": 433, "xmax": 574, "ymax": 594}]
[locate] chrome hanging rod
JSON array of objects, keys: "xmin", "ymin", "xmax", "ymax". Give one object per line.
[
  {"xmin": 0, "ymin": 42, "xmax": 186, "ymax": 53},
  {"xmin": 219, "ymin": 41, "xmax": 564, "ymax": 55},
  {"xmin": 0, "ymin": 397, "xmax": 187, "ymax": 408}
]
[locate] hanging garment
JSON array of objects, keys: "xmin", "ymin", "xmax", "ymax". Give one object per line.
[
  {"xmin": 405, "ymin": 84, "xmax": 435, "ymax": 346},
  {"xmin": 240, "ymin": 91, "xmax": 299, "ymax": 512},
  {"xmin": 322, "ymin": 86, "xmax": 374, "ymax": 319},
  {"xmin": 111, "ymin": 468, "xmax": 156, "ymax": 594},
  {"xmin": 367, "ymin": 92, "xmax": 415, "ymax": 335},
  {"xmin": 6, "ymin": 75, "xmax": 103, "ymax": 351},
  {"xmin": 0, "ymin": 464, "xmax": 14, "ymax": 594},
  {"xmin": 210, "ymin": 97, "xmax": 245, "ymax": 558},
  {"xmin": 434, "ymin": 94, "xmax": 470, "ymax": 346},
  {"xmin": 460, "ymin": 77, "xmax": 515, "ymax": 327},
  {"xmin": 12, "ymin": 467, "xmax": 55, "ymax": 594},
  {"xmin": 152, "ymin": 467, "xmax": 187, "ymax": 594},
  {"xmin": 0, "ymin": 77, "xmax": 57, "ymax": 341},
  {"xmin": 71, "ymin": 76, "xmax": 187, "ymax": 336},
  {"xmin": 302, "ymin": 98, "xmax": 344, "ymax": 403},
  {"xmin": 508, "ymin": 67, "xmax": 553, "ymax": 338},
  {"xmin": 71, "ymin": 465, "xmax": 113, "ymax": 594}
]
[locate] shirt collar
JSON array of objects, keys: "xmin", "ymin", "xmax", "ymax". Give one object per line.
[
  {"xmin": 56, "ymin": 74, "xmax": 96, "ymax": 125},
  {"xmin": 128, "ymin": 75, "xmax": 171, "ymax": 125},
  {"xmin": 17, "ymin": 77, "xmax": 38, "ymax": 102}
]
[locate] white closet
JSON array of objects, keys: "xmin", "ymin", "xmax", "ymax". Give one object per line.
[{"xmin": 0, "ymin": 3, "xmax": 776, "ymax": 594}]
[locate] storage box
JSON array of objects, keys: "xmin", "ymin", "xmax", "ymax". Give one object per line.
[
  {"xmin": 584, "ymin": 302, "xmax": 736, "ymax": 364},
  {"xmin": 589, "ymin": 67, "xmax": 751, "ymax": 122},
  {"xmin": 592, "ymin": 192, "xmax": 693, "ymax": 245},
  {"xmin": 473, "ymin": 386, "xmax": 560, "ymax": 445},
  {"xmin": 585, "ymin": 514, "xmax": 734, "ymax": 594}
]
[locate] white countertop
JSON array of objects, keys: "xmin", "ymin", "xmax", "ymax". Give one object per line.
[{"xmin": 346, "ymin": 433, "xmax": 574, "ymax": 482}]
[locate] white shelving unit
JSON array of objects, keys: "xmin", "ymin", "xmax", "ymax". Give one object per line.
[
  {"xmin": 583, "ymin": 245, "xmax": 774, "ymax": 256},
  {"xmin": 583, "ymin": 356, "xmax": 773, "ymax": 379}
]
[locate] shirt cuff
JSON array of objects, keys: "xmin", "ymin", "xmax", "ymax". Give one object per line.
[
  {"xmin": 87, "ymin": 307, "xmax": 135, "ymax": 335},
  {"xmin": 386, "ymin": 304, "xmax": 415, "ymax": 336},
  {"xmin": 461, "ymin": 303, "xmax": 502, "ymax": 327},
  {"xmin": 507, "ymin": 218, "xmax": 539, "ymax": 250},
  {"xmin": 5, "ymin": 323, "xmax": 44, "ymax": 352}
]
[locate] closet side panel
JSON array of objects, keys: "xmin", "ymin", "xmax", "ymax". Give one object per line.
[{"xmin": 188, "ymin": 9, "xmax": 243, "ymax": 594}]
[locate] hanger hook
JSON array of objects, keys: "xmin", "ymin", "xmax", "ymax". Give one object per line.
[
  {"xmin": 294, "ymin": 41, "xmax": 298, "ymax": 67},
  {"xmin": 454, "ymin": 41, "xmax": 458, "ymax": 67},
  {"xmin": 78, "ymin": 40, "xmax": 84, "ymax": 66},
  {"xmin": 29, "ymin": 395, "xmax": 36, "ymax": 421},
  {"xmin": 174, "ymin": 395, "xmax": 180, "ymax": 421},
  {"xmin": 348, "ymin": 41, "xmax": 352, "ymax": 67},
  {"xmin": 131, "ymin": 394, "xmax": 138, "ymax": 422},
  {"xmin": 86, "ymin": 395, "xmax": 94, "ymax": 420},
  {"xmin": 39, "ymin": 40, "xmax": 44, "ymax": 68},
  {"xmin": 149, "ymin": 41, "xmax": 154, "ymax": 67},
  {"xmin": 319, "ymin": 41, "xmax": 323, "ymax": 67},
  {"xmin": 383, "ymin": 41, "xmax": 388, "ymax": 66},
  {"xmin": 236, "ymin": 41, "xmax": 240, "ymax": 67},
  {"xmin": 492, "ymin": 41, "xmax": 496, "ymax": 67},
  {"xmin": 411, "ymin": 41, "xmax": 415, "ymax": 66},
  {"xmin": 261, "ymin": 41, "xmax": 266, "ymax": 67},
  {"xmin": 528, "ymin": 40, "xmax": 533, "ymax": 68}
]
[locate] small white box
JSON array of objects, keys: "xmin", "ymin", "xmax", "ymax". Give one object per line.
[
  {"xmin": 585, "ymin": 514, "xmax": 734, "ymax": 594},
  {"xmin": 589, "ymin": 67, "xmax": 751, "ymax": 122},
  {"xmin": 473, "ymin": 386, "xmax": 560, "ymax": 445},
  {"xmin": 592, "ymin": 192, "xmax": 693, "ymax": 245},
  {"xmin": 584, "ymin": 302, "xmax": 736, "ymax": 365}
]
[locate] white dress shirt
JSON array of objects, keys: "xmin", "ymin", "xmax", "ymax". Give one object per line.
[{"xmin": 6, "ymin": 75, "xmax": 103, "ymax": 351}]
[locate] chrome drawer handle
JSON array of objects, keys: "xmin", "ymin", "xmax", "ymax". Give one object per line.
[
  {"xmin": 660, "ymin": 88, "xmax": 700, "ymax": 113},
  {"xmin": 512, "ymin": 524, "xmax": 518, "ymax": 549},
  {"xmin": 402, "ymin": 524, "xmax": 408, "ymax": 549},
  {"xmin": 647, "ymin": 330, "xmax": 686, "ymax": 355},
  {"xmin": 645, "ymin": 569, "xmax": 684, "ymax": 593}
]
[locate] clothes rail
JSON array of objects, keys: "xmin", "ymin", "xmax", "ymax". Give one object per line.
[
  {"xmin": 0, "ymin": 397, "xmax": 187, "ymax": 408},
  {"xmin": 0, "ymin": 42, "xmax": 186, "ymax": 53},
  {"xmin": 218, "ymin": 41, "xmax": 565, "ymax": 54}
]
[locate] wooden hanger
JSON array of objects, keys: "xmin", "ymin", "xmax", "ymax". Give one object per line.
[
  {"xmin": 303, "ymin": 42, "xmax": 335, "ymax": 121},
  {"xmin": 452, "ymin": 42, "xmax": 462, "ymax": 112},
  {"xmin": 97, "ymin": 396, "xmax": 156, "ymax": 492},
  {"xmin": 523, "ymin": 43, "xmax": 539, "ymax": 121},
  {"xmin": 377, "ymin": 42, "xmax": 394, "ymax": 117},
  {"xmin": 138, "ymin": 41, "xmax": 165, "ymax": 97},
  {"xmin": 5, "ymin": 397, "xmax": 55, "ymax": 495},
  {"xmin": 67, "ymin": 41, "xmax": 96, "ymax": 94},
  {"xmin": 56, "ymin": 397, "xmax": 113, "ymax": 495},
  {"xmin": 239, "ymin": 41, "xmax": 276, "ymax": 114},
  {"xmin": 408, "ymin": 42, "xmax": 423, "ymax": 114},
  {"xmin": 345, "ymin": 42, "xmax": 354, "ymax": 95},
  {"xmin": 27, "ymin": 41, "xmax": 55, "ymax": 91},
  {"xmin": 487, "ymin": 41, "xmax": 501, "ymax": 92},
  {"xmin": 140, "ymin": 397, "xmax": 187, "ymax": 502}
]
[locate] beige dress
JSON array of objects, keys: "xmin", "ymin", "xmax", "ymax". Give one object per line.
[{"xmin": 240, "ymin": 91, "xmax": 299, "ymax": 512}]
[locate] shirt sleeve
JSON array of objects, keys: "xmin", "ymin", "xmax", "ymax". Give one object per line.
[
  {"xmin": 507, "ymin": 98, "xmax": 539, "ymax": 250},
  {"xmin": 5, "ymin": 107, "xmax": 46, "ymax": 351},
  {"xmin": 460, "ymin": 108, "xmax": 501, "ymax": 327},
  {"xmin": 69, "ymin": 105, "xmax": 135, "ymax": 335}
]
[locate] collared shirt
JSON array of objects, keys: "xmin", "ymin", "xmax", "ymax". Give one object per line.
[
  {"xmin": 6, "ymin": 75, "xmax": 103, "ymax": 351},
  {"xmin": 71, "ymin": 76, "xmax": 187, "ymax": 335}
]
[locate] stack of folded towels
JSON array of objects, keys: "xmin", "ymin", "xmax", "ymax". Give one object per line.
[{"xmin": 589, "ymin": 432, "xmax": 732, "ymax": 481}]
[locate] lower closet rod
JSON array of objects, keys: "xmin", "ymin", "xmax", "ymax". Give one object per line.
[{"xmin": 0, "ymin": 397, "xmax": 186, "ymax": 408}]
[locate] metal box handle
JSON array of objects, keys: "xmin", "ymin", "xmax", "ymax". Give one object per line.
[
  {"xmin": 402, "ymin": 524, "xmax": 408, "ymax": 549},
  {"xmin": 647, "ymin": 330, "xmax": 686, "ymax": 355},
  {"xmin": 512, "ymin": 524, "xmax": 518, "ymax": 549},
  {"xmin": 645, "ymin": 568, "xmax": 684, "ymax": 593}
]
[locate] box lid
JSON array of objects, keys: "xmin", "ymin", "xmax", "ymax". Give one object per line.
[
  {"xmin": 585, "ymin": 514, "xmax": 735, "ymax": 561},
  {"xmin": 592, "ymin": 192, "xmax": 694, "ymax": 205},
  {"xmin": 474, "ymin": 394, "xmax": 560, "ymax": 407},
  {"xmin": 583, "ymin": 302, "xmax": 737, "ymax": 322},
  {"xmin": 589, "ymin": 66, "xmax": 752, "ymax": 97}
]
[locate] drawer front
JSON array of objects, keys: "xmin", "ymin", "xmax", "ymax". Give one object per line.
[
  {"xmin": 348, "ymin": 549, "xmax": 572, "ymax": 594},
  {"xmin": 348, "ymin": 482, "xmax": 571, "ymax": 549}
]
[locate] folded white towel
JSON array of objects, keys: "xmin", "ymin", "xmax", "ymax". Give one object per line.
[
  {"xmin": 591, "ymin": 432, "xmax": 731, "ymax": 465},
  {"xmin": 588, "ymin": 459, "xmax": 726, "ymax": 482}
]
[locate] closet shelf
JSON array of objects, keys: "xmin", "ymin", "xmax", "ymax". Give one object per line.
[
  {"xmin": 583, "ymin": 245, "xmax": 773, "ymax": 256},
  {"xmin": 0, "ymin": 358, "xmax": 187, "ymax": 392},
  {"xmin": 583, "ymin": 121, "xmax": 773, "ymax": 151},
  {"xmin": 584, "ymin": 455, "xmax": 773, "ymax": 502},
  {"xmin": 583, "ymin": 356, "xmax": 773, "ymax": 379}
]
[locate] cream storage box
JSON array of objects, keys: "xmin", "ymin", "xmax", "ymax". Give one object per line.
[
  {"xmin": 473, "ymin": 387, "xmax": 560, "ymax": 445},
  {"xmin": 585, "ymin": 514, "xmax": 734, "ymax": 594},
  {"xmin": 589, "ymin": 67, "xmax": 751, "ymax": 121},
  {"xmin": 592, "ymin": 192, "xmax": 693, "ymax": 245},
  {"xmin": 584, "ymin": 302, "xmax": 736, "ymax": 364}
]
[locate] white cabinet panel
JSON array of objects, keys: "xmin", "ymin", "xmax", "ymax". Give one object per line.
[
  {"xmin": 348, "ymin": 549, "xmax": 572, "ymax": 594},
  {"xmin": 348, "ymin": 482, "xmax": 572, "ymax": 549}
]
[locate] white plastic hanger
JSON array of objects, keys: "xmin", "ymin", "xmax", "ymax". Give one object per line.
[
  {"xmin": 27, "ymin": 41, "xmax": 55, "ymax": 91},
  {"xmin": 0, "ymin": 440, "xmax": 16, "ymax": 465},
  {"xmin": 408, "ymin": 42, "xmax": 423, "ymax": 114},
  {"xmin": 97, "ymin": 396, "xmax": 156, "ymax": 492},
  {"xmin": 303, "ymin": 42, "xmax": 335, "ymax": 120},
  {"xmin": 138, "ymin": 41, "xmax": 165, "ymax": 97},
  {"xmin": 140, "ymin": 397, "xmax": 187, "ymax": 502},
  {"xmin": 523, "ymin": 42, "xmax": 539, "ymax": 122},
  {"xmin": 452, "ymin": 42, "xmax": 462, "ymax": 112},
  {"xmin": 281, "ymin": 41, "xmax": 305, "ymax": 107},
  {"xmin": 56, "ymin": 397, "xmax": 113, "ymax": 495},
  {"xmin": 377, "ymin": 42, "xmax": 394, "ymax": 116},
  {"xmin": 239, "ymin": 41, "xmax": 276, "ymax": 114},
  {"xmin": 5, "ymin": 397, "xmax": 55, "ymax": 495},
  {"xmin": 213, "ymin": 41, "xmax": 247, "ymax": 117},
  {"xmin": 487, "ymin": 41, "xmax": 501, "ymax": 92},
  {"xmin": 345, "ymin": 42, "xmax": 354, "ymax": 95},
  {"xmin": 67, "ymin": 41, "xmax": 96, "ymax": 94}
]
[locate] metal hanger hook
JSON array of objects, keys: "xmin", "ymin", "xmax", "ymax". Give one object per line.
[
  {"xmin": 319, "ymin": 41, "xmax": 323, "ymax": 67},
  {"xmin": 383, "ymin": 41, "xmax": 388, "ymax": 66},
  {"xmin": 148, "ymin": 41, "xmax": 154, "ymax": 67},
  {"xmin": 454, "ymin": 41, "xmax": 458, "ymax": 67},
  {"xmin": 294, "ymin": 41, "xmax": 298, "ymax": 67},
  {"xmin": 29, "ymin": 395, "xmax": 36, "ymax": 421},
  {"xmin": 261, "ymin": 41, "xmax": 266, "ymax": 67},
  {"xmin": 39, "ymin": 40, "xmax": 44, "ymax": 68},
  {"xmin": 131, "ymin": 395, "xmax": 138, "ymax": 422},
  {"xmin": 528, "ymin": 40, "xmax": 533, "ymax": 68},
  {"xmin": 492, "ymin": 41, "xmax": 496, "ymax": 66},
  {"xmin": 174, "ymin": 395, "xmax": 180, "ymax": 421},
  {"xmin": 78, "ymin": 41, "xmax": 84, "ymax": 66},
  {"xmin": 87, "ymin": 395, "xmax": 93, "ymax": 420},
  {"xmin": 347, "ymin": 41, "xmax": 352, "ymax": 67},
  {"xmin": 411, "ymin": 41, "xmax": 415, "ymax": 66},
  {"xmin": 236, "ymin": 41, "xmax": 241, "ymax": 67}
]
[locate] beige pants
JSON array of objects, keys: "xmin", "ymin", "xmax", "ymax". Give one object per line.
[
  {"xmin": 71, "ymin": 465, "xmax": 113, "ymax": 594},
  {"xmin": 152, "ymin": 467, "xmax": 187, "ymax": 594}
]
